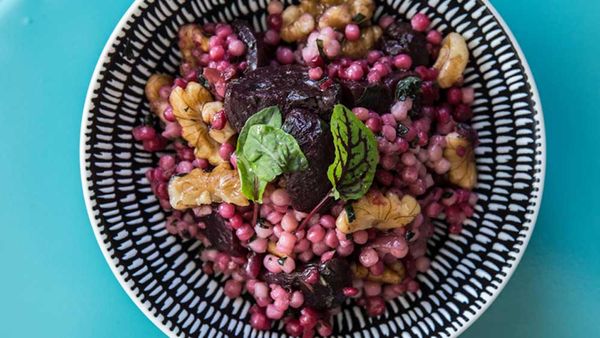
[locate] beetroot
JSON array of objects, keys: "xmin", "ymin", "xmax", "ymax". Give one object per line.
[
  {"xmin": 380, "ymin": 22, "xmax": 429, "ymax": 67},
  {"xmin": 201, "ymin": 211, "xmax": 247, "ymax": 257},
  {"xmin": 338, "ymin": 80, "xmax": 393, "ymax": 114},
  {"xmin": 224, "ymin": 65, "xmax": 341, "ymax": 131},
  {"xmin": 262, "ymin": 258, "xmax": 352, "ymax": 311},
  {"xmin": 282, "ymin": 110, "xmax": 334, "ymax": 212}
]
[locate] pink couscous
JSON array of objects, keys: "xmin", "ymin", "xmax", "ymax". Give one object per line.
[{"xmin": 134, "ymin": 0, "xmax": 478, "ymax": 336}]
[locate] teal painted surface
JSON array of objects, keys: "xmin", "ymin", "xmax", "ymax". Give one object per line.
[{"xmin": 0, "ymin": 0, "xmax": 598, "ymax": 337}]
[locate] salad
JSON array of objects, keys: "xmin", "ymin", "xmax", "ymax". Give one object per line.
[{"xmin": 133, "ymin": 0, "xmax": 478, "ymax": 336}]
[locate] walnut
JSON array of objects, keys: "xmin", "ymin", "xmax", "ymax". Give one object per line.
[
  {"xmin": 341, "ymin": 25, "xmax": 382, "ymax": 58},
  {"xmin": 169, "ymin": 82, "xmax": 223, "ymax": 165},
  {"xmin": 335, "ymin": 191, "xmax": 420, "ymax": 234},
  {"xmin": 318, "ymin": 4, "xmax": 352, "ymax": 29},
  {"xmin": 281, "ymin": 0, "xmax": 375, "ymax": 45},
  {"xmin": 178, "ymin": 24, "xmax": 209, "ymax": 69},
  {"xmin": 144, "ymin": 74, "xmax": 173, "ymax": 122},
  {"xmin": 168, "ymin": 163, "xmax": 249, "ymax": 209},
  {"xmin": 444, "ymin": 132, "xmax": 477, "ymax": 189},
  {"xmin": 299, "ymin": 0, "xmax": 324, "ymax": 17},
  {"xmin": 352, "ymin": 264, "xmax": 404, "ymax": 284},
  {"xmin": 200, "ymin": 101, "xmax": 236, "ymax": 144},
  {"xmin": 433, "ymin": 32, "xmax": 469, "ymax": 88},
  {"xmin": 281, "ymin": 9, "xmax": 316, "ymax": 43},
  {"xmin": 348, "ymin": 0, "xmax": 375, "ymax": 21}
]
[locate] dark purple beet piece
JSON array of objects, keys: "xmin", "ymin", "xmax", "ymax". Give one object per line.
[
  {"xmin": 300, "ymin": 258, "xmax": 352, "ymax": 310},
  {"xmin": 261, "ymin": 258, "xmax": 352, "ymax": 311},
  {"xmin": 380, "ymin": 22, "xmax": 429, "ymax": 66},
  {"xmin": 224, "ymin": 65, "xmax": 341, "ymax": 131},
  {"xmin": 201, "ymin": 211, "xmax": 247, "ymax": 257},
  {"xmin": 282, "ymin": 110, "xmax": 334, "ymax": 212},
  {"xmin": 232, "ymin": 20, "xmax": 272, "ymax": 71},
  {"xmin": 338, "ymin": 80, "xmax": 393, "ymax": 114}
]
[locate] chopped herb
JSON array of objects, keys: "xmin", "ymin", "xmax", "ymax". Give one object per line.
[
  {"xmin": 345, "ymin": 204, "xmax": 356, "ymax": 223},
  {"xmin": 144, "ymin": 113, "xmax": 155, "ymax": 126},
  {"xmin": 395, "ymin": 76, "xmax": 422, "ymax": 101},
  {"xmin": 352, "ymin": 13, "xmax": 366, "ymax": 24},
  {"xmin": 411, "ymin": 137, "xmax": 420, "ymax": 148},
  {"xmin": 257, "ymin": 218, "xmax": 269, "ymax": 228},
  {"xmin": 197, "ymin": 73, "xmax": 211, "ymax": 88},
  {"xmin": 396, "ymin": 123, "xmax": 409, "ymax": 137},
  {"xmin": 317, "ymin": 75, "xmax": 330, "ymax": 86},
  {"xmin": 316, "ymin": 39, "xmax": 329, "ymax": 63},
  {"xmin": 442, "ymin": 190, "xmax": 454, "ymax": 199},
  {"xmin": 278, "ymin": 257, "xmax": 287, "ymax": 265},
  {"xmin": 405, "ymin": 230, "xmax": 415, "ymax": 241}
]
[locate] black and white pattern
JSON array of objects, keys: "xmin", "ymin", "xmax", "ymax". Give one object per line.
[{"xmin": 80, "ymin": 0, "xmax": 545, "ymax": 337}]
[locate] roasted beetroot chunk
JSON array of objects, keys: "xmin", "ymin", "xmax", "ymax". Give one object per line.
[
  {"xmin": 380, "ymin": 22, "xmax": 429, "ymax": 67},
  {"xmin": 339, "ymin": 80, "xmax": 393, "ymax": 114},
  {"xmin": 224, "ymin": 65, "xmax": 341, "ymax": 131},
  {"xmin": 282, "ymin": 110, "xmax": 334, "ymax": 212},
  {"xmin": 263, "ymin": 258, "xmax": 352, "ymax": 311},
  {"xmin": 202, "ymin": 211, "xmax": 247, "ymax": 257}
]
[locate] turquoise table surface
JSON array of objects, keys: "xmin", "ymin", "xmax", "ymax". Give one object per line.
[{"xmin": 1, "ymin": 0, "xmax": 599, "ymax": 337}]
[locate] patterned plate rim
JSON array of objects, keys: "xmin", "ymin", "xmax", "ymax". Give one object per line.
[{"xmin": 79, "ymin": 1, "xmax": 547, "ymax": 337}]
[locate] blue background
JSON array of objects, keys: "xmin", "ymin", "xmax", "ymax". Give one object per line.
[{"xmin": 0, "ymin": 0, "xmax": 598, "ymax": 337}]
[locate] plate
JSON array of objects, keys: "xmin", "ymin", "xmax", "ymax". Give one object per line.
[{"xmin": 80, "ymin": 1, "xmax": 545, "ymax": 336}]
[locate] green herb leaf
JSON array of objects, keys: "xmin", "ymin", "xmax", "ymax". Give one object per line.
[
  {"xmin": 316, "ymin": 39, "xmax": 330, "ymax": 63},
  {"xmin": 352, "ymin": 13, "xmax": 366, "ymax": 24},
  {"xmin": 243, "ymin": 124, "xmax": 308, "ymax": 182},
  {"xmin": 395, "ymin": 76, "xmax": 422, "ymax": 101},
  {"xmin": 196, "ymin": 73, "xmax": 211, "ymax": 89},
  {"xmin": 236, "ymin": 106, "xmax": 282, "ymax": 151},
  {"xmin": 396, "ymin": 123, "xmax": 409, "ymax": 137},
  {"xmin": 327, "ymin": 104, "xmax": 379, "ymax": 201},
  {"xmin": 345, "ymin": 204, "xmax": 356, "ymax": 222},
  {"xmin": 236, "ymin": 107, "xmax": 307, "ymax": 202},
  {"xmin": 237, "ymin": 155, "xmax": 268, "ymax": 202}
]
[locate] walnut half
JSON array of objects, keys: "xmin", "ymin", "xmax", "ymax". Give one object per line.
[
  {"xmin": 341, "ymin": 25, "xmax": 382, "ymax": 58},
  {"xmin": 281, "ymin": 6, "xmax": 316, "ymax": 43},
  {"xmin": 336, "ymin": 191, "xmax": 420, "ymax": 234},
  {"xmin": 444, "ymin": 132, "xmax": 477, "ymax": 189},
  {"xmin": 433, "ymin": 32, "xmax": 469, "ymax": 88},
  {"xmin": 168, "ymin": 163, "xmax": 249, "ymax": 209},
  {"xmin": 169, "ymin": 82, "xmax": 223, "ymax": 165}
]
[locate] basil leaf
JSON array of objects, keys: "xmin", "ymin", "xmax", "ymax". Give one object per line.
[
  {"xmin": 327, "ymin": 104, "xmax": 379, "ymax": 201},
  {"xmin": 236, "ymin": 109, "xmax": 308, "ymax": 202},
  {"xmin": 237, "ymin": 155, "xmax": 268, "ymax": 202},
  {"xmin": 243, "ymin": 124, "xmax": 308, "ymax": 182},
  {"xmin": 236, "ymin": 106, "xmax": 282, "ymax": 152},
  {"xmin": 395, "ymin": 76, "xmax": 422, "ymax": 101}
]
